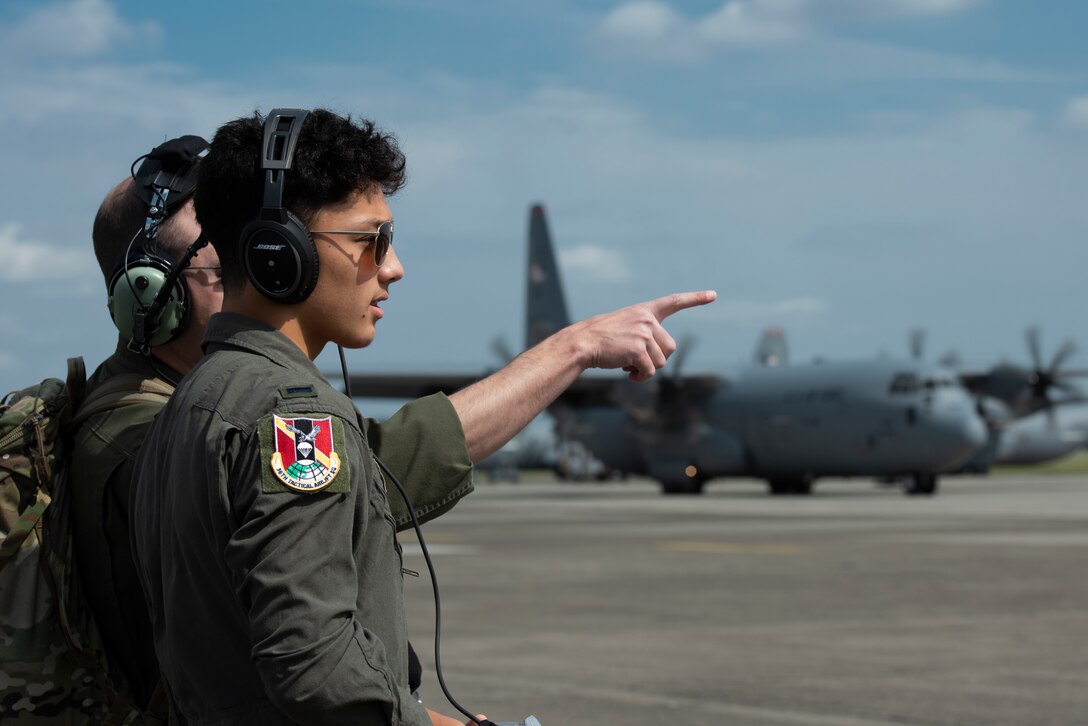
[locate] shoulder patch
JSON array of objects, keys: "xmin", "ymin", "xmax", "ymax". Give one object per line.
[{"xmin": 258, "ymin": 414, "xmax": 350, "ymax": 494}]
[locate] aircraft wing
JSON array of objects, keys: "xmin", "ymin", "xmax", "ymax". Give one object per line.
[
  {"xmin": 344, "ymin": 372, "xmax": 722, "ymax": 407},
  {"xmin": 956, "ymin": 370, "xmax": 991, "ymax": 394},
  {"xmin": 956, "ymin": 368, "xmax": 1088, "ymax": 396},
  {"xmin": 345, "ymin": 373, "xmax": 481, "ymax": 399},
  {"xmin": 344, "ymin": 372, "xmax": 626, "ymax": 404}
]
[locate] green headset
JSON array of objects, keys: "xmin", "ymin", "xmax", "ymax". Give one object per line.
[{"xmin": 106, "ymin": 135, "xmax": 209, "ymax": 351}]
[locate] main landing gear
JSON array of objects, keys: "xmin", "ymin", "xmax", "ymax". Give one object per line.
[
  {"xmin": 902, "ymin": 473, "xmax": 939, "ymax": 496},
  {"xmin": 766, "ymin": 475, "xmax": 814, "ymax": 496},
  {"xmin": 660, "ymin": 478, "xmax": 707, "ymax": 495}
]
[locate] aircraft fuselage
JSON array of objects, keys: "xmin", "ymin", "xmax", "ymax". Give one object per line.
[{"xmin": 558, "ymin": 358, "xmax": 988, "ymax": 488}]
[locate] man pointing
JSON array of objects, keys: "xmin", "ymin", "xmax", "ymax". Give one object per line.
[{"xmin": 130, "ymin": 107, "xmax": 714, "ymax": 725}]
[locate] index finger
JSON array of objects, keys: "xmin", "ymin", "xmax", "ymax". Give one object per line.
[{"xmin": 649, "ymin": 290, "xmax": 717, "ymax": 321}]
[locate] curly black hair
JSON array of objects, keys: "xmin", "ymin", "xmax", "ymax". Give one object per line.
[{"xmin": 194, "ymin": 108, "xmax": 407, "ymax": 292}]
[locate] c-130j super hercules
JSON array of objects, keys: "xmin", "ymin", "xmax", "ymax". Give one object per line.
[{"xmin": 347, "ymin": 205, "xmax": 1082, "ymax": 497}]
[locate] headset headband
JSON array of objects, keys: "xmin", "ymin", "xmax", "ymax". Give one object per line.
[
  {"xmin": 133, "ymin": 135, "xmax": 208, "ymax": 243},
  {"xmin": 258, "ymin": 109, "xmax": 310, "ymax": 222}
]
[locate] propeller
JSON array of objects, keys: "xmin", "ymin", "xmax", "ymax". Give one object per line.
[
  {"xmin": 959, "ymin": 327, "xmax": 1086, "ymax": 427},
  {"xmin": 1025, "ymin": 328, "xmax": 1079, "ymax": 401},
  {"xmin": 1022, "ymin": 327, "xmax": 1083, "ymax": 426},
  {"xmin": 618, "ymin": 332, "xmax": 717, "ymax": 434},
  {"xmin": 668, "ymin": 332, "xmax": 697, "ymax": 378}
]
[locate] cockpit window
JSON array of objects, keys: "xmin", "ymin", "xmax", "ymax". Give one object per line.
[
  {"xmin": 889, "ymin": 372, "xmax": 919, "ymax": 394},
  {"xmin": 890, "ymin": 373, "xmax": 957, "ymax": 395}
]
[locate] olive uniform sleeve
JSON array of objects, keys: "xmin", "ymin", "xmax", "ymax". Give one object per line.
[
  {"xmin": 363, "ymin": 393, "xmax": 474, "ymax": 530},
  {"xmin": 219, "ymin": 419, "xmax": 430, "ymax": 726}
]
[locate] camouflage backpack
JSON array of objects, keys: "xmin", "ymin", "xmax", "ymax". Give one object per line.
[{"xmin": 0, "ymin": 359, "xmax": 168, "ymax": 725}]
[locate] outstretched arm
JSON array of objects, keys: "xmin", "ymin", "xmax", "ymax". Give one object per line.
[{"xmin": 449, "ymin": 290, "xmax": 716, "ymax": 463}]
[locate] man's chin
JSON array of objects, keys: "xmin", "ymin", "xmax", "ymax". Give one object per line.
[{"xmin": 337, "ymin": 330, "xmax": 375, "ymax": 350}]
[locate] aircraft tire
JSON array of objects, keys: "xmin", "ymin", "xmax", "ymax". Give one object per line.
[
  {"xmin": 767, "ymin": 477, "xmax": 813, "ymax": 496},
  {"xmin": 903, "ymin": 473, "xmax": 939, "ymax": 496},
  {"xmin": 661, "ymin": 479, "xmax": 705, "ymax": 495}
]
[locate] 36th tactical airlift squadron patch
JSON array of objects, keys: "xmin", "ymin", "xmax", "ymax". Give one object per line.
[{"xmin": 259, "ymin": 413, "xmax": 351, "ymax": 494}]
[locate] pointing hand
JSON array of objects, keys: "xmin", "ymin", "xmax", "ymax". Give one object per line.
[{"xmin": 579, "ymin": 290, "xmax": 717, "ymax": 382}]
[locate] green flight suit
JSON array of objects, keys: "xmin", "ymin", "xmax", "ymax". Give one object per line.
[
  {"xmin": 130, "ymin": 312, "xmax": 474, "ymax": 725},
  {"xmin": 69, "ymin": 341, "xmax": 178, "ymax": 712}
]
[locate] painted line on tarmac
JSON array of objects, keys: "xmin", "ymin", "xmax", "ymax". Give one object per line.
[
  {"xmin": 658, "ymin": 540, "xmax": 806, "ymax": 555},
  {"xmin": 401, "ymin": 544, "xmax": 480, "ymax": 557},
  {"xmin": 457, "ymin": 668, "xmax": 901, "ymax": 726}
]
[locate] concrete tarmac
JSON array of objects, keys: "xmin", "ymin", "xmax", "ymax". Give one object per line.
[{"xmin": 403, "ymin": 474, "xmax": 1088, "ymax": 725}]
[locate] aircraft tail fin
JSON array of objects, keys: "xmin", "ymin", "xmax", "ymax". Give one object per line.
[
  {"xmin": 754, "ymin": 327, "xmax": 789, "ymax": 366},
  {"xmin": 526, "ymin": 204, "xmax": 571, "ymax": 349}
]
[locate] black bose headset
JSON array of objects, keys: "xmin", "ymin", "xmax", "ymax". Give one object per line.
[
  {"xmin": 106, "ymin": 135, "xmax": 209, "ymax": 352},
  {"xmin": 238, "ymin": 108, "xmax": 319, "ymax": 304}
]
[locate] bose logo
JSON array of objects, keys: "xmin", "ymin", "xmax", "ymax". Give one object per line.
[{"xmin": 255, "ymin": 244, "xmax": 285, "ymax": 251}]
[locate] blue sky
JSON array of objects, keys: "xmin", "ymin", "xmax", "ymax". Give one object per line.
[{"xmin": 1, "ymin": 0, "xmax": 1086, "ymax": 397}]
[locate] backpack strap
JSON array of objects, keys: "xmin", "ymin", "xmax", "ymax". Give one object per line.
[
  {"xmin": 72, "ymin": 373, "xmax": 175, "ymax": 428},
  {"xmin": 66, "ymin": 356, "xmax": 87, "ymax": 409}
]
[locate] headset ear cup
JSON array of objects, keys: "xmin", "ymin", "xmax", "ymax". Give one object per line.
[
  {"xmin": 107, "ymin": 255, "xmax": 190, "ymax": 347},
  {"xmin": 286, "ymin": 209, "xmax": 319, "ymax": 301},
  {"xmin": 240, "ymin": 210, "xmax": 318, "ymax": 303}
]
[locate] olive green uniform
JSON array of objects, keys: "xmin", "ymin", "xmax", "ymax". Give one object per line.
[
  {"xmin": 130, "ymin": 313, "xmax": 473, "ymax": 725},
  {"xmin": 69, "ymin": 341, "xmax": 178, "ymax": 710}
]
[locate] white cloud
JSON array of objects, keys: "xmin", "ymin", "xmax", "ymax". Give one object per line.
[
  {"xmin": 846, "ymin": 0, "xmax": 983, "ymax": 19},
  {"xmin": 0, "ymin": 224, "xmax": 96, "ymax": 282},
  {"xmin": 0, "ymin": 0, "xmax": 158, "ymax": 60},
  {"xmin": 599, "ymin": 1, "xmax": 683, "ymax": 40},
  {"xmin": 698, "ymin": 0, "xmax": 807, "ymax": 47},
  {"xmin": 599, "ymin": 0, "xmax": 805, "ymax": 57},
  {"xmin": 1061, "ymin": 96, "xmax": 1088, "ymax": 128},
  {"xmin": 598, "ymin": 0, "xmax": 990, "ymax": 58},
  {"xmin": 705, "ymin": 297, "xmax": 829, "ymax": 323},
  {"xmin": 559, "ymin": 245, "xmax": 633, "ymax": 282}
]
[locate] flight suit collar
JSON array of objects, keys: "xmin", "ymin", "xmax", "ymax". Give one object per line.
[
  {"xmin": 96, "ymin": 336, "xmax": 183, "ymax": 386},
  {"xmin": 202, "ymin": 312, "xmax": 324, "ymax": 377}
]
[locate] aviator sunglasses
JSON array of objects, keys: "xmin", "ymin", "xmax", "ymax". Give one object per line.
[{"xmin": 310, "ymin": 221, "xmax": 393, "ymax": 266}]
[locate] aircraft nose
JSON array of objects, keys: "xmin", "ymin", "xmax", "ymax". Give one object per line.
[
  {"xmin": 961, "ymin": 410, "xmax": 989, "ymax": 451},
  {"xmin": 936, "ymin": 401, "xmax": 989, "ymax": 467}
]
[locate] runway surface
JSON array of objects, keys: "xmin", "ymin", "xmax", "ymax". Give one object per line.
[{"xmin": 402, "ymin": 474, "xmax": 1088, "ymax": 725}]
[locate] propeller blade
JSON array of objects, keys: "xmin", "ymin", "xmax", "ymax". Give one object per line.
[
  {"xmin": 1052, "ymin": 378, "xmax": 1083, "ymax": 396},
  {"xmin": 490, "ymin": 335, "xmax": 516, "ymax": 365},
  {"xmin": 1044, "ymin": 404, "xmax": 1057, "ymax": 431},
  {"xmin": 1049, "ymin": 339, "xmax": 1078, "ymax": 375},
  {"xmin": 669, "ymin": 332, "xmax": 697, "ymax": 379},
  {"xmin": 1026, "ymin": 326, "xmax": 1043, "ymax": 371}
]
